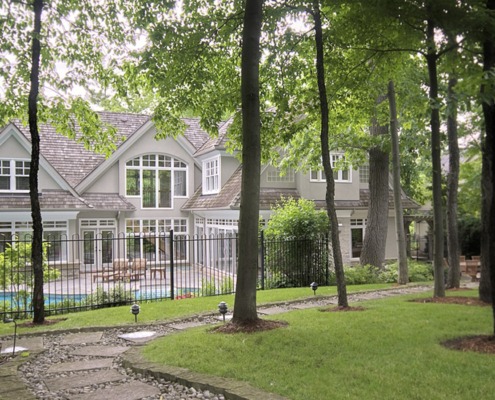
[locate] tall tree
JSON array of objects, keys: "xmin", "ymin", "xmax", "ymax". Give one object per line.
[
  {"xmin": 480, "ymin": 0, "xmax": 495, "ymax": 334},
  {"xmin": 388, "ymin": 80, "xmax": 409, "ymax": 284},
  {"xmin": 1, "ymin": 0, "xmax": 128, "ymax": 322},
  {"xmin": 360, "ymin": 97, "xmax": 390, "ymax": 269},
  {"xmin": 445, "ymin": 59, "xmax": 461, "ymax": 289},
  {"xmin": 312, "ymin": 1, "xmax": 348, "ymax": 307},
  {"xmin": 29, "ymin": 0, "xmax": 44, "ymax": 323},
  {"xmin": 232, "ymin": 0, "xmax": 264, "ymax": 324}
]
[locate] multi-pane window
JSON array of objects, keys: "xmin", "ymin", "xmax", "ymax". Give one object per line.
[
  {"xmin": 203, "ymin": 157, "xmax": 220, "ymax": 194},
  {"xmin": 359, "ymin": 164, "xmax": 370, "ymax": 184},
  {"xmin": 267, "ymin": 167, "xmax": 295, "ymax": 182},
  {"xmin": 125, "ymin": 154, "xmax": 187, "ymax": 209},
  {"xmin": 0, "ymin": 220, "xmax": 68, "ymax": 261},
  {"xmin": 0, "ymin": 159, "xmax": 30, "ymax": 191},
  {"xmin": 309, "ymin": 153, "xmax": 351, "ymax": 183},
  {"xmin": 126, "ymin": 218, "xmax": 188, "ymax": 261}
]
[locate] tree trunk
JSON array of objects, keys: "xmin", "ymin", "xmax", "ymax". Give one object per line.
[
  {"xmin": 360, "ymin": 100, "xmax": 389, "ymax": 269},
  {"xmin": 313, "ymin": 0, "xmax": 348, "ymax": 307},
  {"xmin": 30, "ymin": 0, "xmax": 44, "ymax": 324},
  {"xmin": 232, "ymin": 0, "xmax": 263, "ymax": 323},
  {"xmin": 388, "ymin": 80, "xmax": 408, "ymax": 284},
  {"xmin": 479, "ymin": 134, "xmax": 492, "ymax": 303},
  {"xmin": 426, "ymin": 17, "xmax": 445, "ymax": 298},
  {"xmin": 446, "ymin": 72, "xmax": 461, "ymax": 289},
  {"xmin": 480, "ymin": 0, "xmax": 495, "ymax": 334}
]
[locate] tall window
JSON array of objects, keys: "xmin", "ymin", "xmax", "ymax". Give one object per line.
[
  {"xmin": 125, "ymin": 154, "xmax": 187, "ymax": 209},
  {"xmin": 203, "ymin": 157, "xmax": 220, "ymax": 194},
  {"xmin": 359, "ymin": 164, "xmax": 370, "ymax": 184},
  {"xmin": 351, "ymin": 219, "xmax": 366, "ymax": 258},
  {"xmin": 0, "ymin": 159, "xmax": 30, "ymax": 192},
  {"xmin": 267, "ymin": 167, "xmax": 295, "ymax": 182},
  {"xmin": 310, "ymin": 153, "xmax": 351, "ymax": 183},
  {"xmin": 126, "ymin": 218, "xmax": 188, "ymax": 262}
]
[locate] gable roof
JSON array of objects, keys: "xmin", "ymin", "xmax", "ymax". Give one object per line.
[
  {"xmin": 11, "ymin": 112, "xmax": 211, "ymax": 191},
  {"xmin": 194, "ymin": 116, "xmax": 233, "ymax": 156}
]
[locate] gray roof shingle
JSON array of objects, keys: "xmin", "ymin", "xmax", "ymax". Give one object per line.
[
  {"xmin": 0, "ymin": 190, "xmax": 135, "ymax": 211},
  {"xmin": 11, "ymin": 112, "xmax": 210, "ymax": 188}
]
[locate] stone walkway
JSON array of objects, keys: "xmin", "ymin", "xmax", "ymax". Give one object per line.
[{"xmin": 0, "ymin": 285, "xmax": 438, "ymax": 400}]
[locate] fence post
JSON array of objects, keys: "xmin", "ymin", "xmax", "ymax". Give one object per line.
[
  {"xmin": 260, "ymin": 230, "xmax": 265, "ymax": 290},
  {"xmin": 169, "ymin": 229, "xmax": 174, "ymax": 300}
]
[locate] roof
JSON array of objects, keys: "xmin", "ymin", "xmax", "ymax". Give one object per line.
[
  {"xmin": 0, "ymin": 190, "xmax": 135, "ymax": 211},
  {"xmin": 11, "ymin": 112, "xmax": 210, "ymax": 188},
  {"xmin": 194, "ymin": 117, "xmax": 233, "ymax": 156},
  {"xmin": 183, "ymin": 166, "xmax": 419, "ymax": 212},
  {"xmin": 314, "ymin": 189, "xmax": 420, "ymax": 210}
]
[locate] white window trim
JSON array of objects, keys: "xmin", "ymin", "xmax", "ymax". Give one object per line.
[
  {"xmin": 202, "ymin": 156, "xmax": 220, "ymax": 195},
  {"xmin": 0, "ymin": 159, "xmax": 30, "ymax": 193},
  {"xmin": 309, "ymin": 153, "xmax": 352, "ymax": 183},
  {"xmin": 125, "ymin": 154, "xmax": 188, "ymax": 209}
]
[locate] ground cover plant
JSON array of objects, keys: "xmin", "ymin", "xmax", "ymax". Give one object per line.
[{"xmin": 142, "ymin": 290, "xmax": 494, "ymax": 400}]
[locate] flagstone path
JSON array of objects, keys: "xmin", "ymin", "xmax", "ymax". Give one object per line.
[{"xmin": 0, "ymin": 285, "xmax": 437, "ymax": 400}]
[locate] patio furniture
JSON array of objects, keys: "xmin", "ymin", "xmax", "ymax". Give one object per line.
[
  {"xmin": 129, "ymin": 258, "xmax": 147, "ymax": 281},
  {"xmin": 92, "ymin": 258, "xmax": 128, "ymax": 282}
]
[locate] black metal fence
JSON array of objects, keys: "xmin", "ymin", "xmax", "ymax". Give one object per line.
[{"xmin": 0, "ymin": 232, "xmax": 329, "ymax": 318}]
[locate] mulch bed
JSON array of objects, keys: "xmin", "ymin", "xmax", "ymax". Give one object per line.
[
  {"xmin": 17, "ymin": 318, "xmax": 67, "ymax": 328},
  {"xmin": 410, "ymin": 295, "xmax": 494, "ymax": 355},
  {"xmin": 211, "ymin": 319, "xmax": 288, "ymax": 334},
  {"xmin": 319, "ymin": 306, "xmax": 367, "ymax": 312}
]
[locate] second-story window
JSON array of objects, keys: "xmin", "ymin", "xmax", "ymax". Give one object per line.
[
  {"xmin": 203, "ymin": 156, "xmax": 220, "ymax": 194},
  {"xmin": 126, "ymin": 154, "xmax": 187, "ymax": 209},
  {"xmin": 0, "ymin": 159, "xmax": 30, "ymax": 192},
  {"xmin": 310, "ymin": 153, "xmax": 351, "ymax": 183}
]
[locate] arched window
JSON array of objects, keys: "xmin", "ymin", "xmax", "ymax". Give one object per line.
[{"xmin": 126, "ymin": 154, "xmax": 187, "ymax": 208}]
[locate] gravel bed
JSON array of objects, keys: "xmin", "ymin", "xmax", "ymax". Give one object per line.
[{"xmin": 17, "ymin": 316, "xmax": 225, "ymax": 400}]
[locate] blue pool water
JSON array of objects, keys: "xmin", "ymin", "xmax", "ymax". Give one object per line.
[{"xmin": 0, "ymin": 287, "xmax": 199, "ymax": 307}]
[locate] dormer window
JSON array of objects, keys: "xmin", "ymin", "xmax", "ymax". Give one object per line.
[
  {"xmin": 0, "ymin": 159, "xmax": 30, "ymax": 192},
  {"xmin": 202, "ymin": 156, "xmax": 220, "ymax": 194},
  {"xmin": 125, "ymin": 154, "xmax": 187, "ymax": 209},
  {"xmin": 310, "ymin": 153, "xmax": 351, "ymax": 183}
]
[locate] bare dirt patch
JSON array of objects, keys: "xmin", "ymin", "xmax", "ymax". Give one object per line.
[{"xmin": 211, "ymin": 318, "xmax": 288, "ymax": 334}]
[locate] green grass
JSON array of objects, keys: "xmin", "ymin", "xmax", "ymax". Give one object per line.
[
  {"xmin": 142, "ymin": 289, "xmax": 494, "ymax": 400},
  {"xmin": 0, "ymin": 283, "xmax": 400, "ymax": 335}
]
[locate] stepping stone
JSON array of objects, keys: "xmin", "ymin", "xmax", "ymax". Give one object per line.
[
  {"xmin": 70, "ymin": 345, "xmax": 129, "ymax": 357},
  {"xmin": 216, "ymin": 315, "xmax": 233, "ymax": 322},
  {"xmin": 60, "ymin": 332, "xmax": 103, "ymax": 345},
  {"xmin": 118, "ymin": 331, "xmax": 158, "ymax": 343},
  {"xmin": 69, "ymin": 381, "xmax": 160, "ymax": 400},
  {"xmin": 44, "ymin": 370, "xmax": 124, "ymax": 391},
  {"xmin": 0, "ymin": 337, "xmax": 44, "ymax": 353},
  {"xmin": 47, "ymin": 358, "xmax": 114, "ymax": 374},
  {"xmin": 258, "ymin": 306, "xmax": 287, "ymax": 315},
  {"xmin": 170, "ymin": 321, "xmax": 205, "ymax": 330}
]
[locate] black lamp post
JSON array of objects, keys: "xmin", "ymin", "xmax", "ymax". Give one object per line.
[
  {"xmin": 218, "ymin": 301, "xmax": 228, "ymax": 323},
  {"xmin": 3, "ymin": 318, "xmax": 17, "ymax": 357},
  {"xmin": 310, "ymin": 282, "xmax": 318, "ymax": 296},
  {"xmin": 130, "ymin": 303, "xmax": 140, "ymax": 323}
]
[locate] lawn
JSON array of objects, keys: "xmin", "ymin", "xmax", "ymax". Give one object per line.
[
  {"xmin": 0, "ymin": 283, "xmax": 394, "ymax": 335},
  {"xmin": 142, "ymin": 289, "xmax": 494, "ymax": 400}
]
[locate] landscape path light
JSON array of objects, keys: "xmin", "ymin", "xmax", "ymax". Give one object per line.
[
  {"xmin": 310, "ymin": 282, "xmax": 318, "ymax": 296},
  {"xmin": 218, "ymin": 301, "xmax": 228, "ymax": 323},
  {"xmin": 3, "ymin": 318, "xmax": 17, "ymax": 356},
  {"xmin": 130, "ymin": 303, "xmax": 140, "ymax": 323}
]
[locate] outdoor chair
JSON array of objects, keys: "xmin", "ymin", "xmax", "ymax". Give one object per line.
[{"xmin": 129, "ymin": 258, "xmax": 147, "ymax": 281}]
